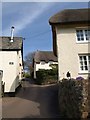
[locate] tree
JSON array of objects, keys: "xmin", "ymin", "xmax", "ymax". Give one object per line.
[{"xmin": 24, "ymin": 52, "xmax": 35, "ymax": 74}]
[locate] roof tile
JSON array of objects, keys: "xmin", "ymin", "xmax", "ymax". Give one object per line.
[{"xmin": 0, "ymin": 37, "xmax": 23, "ymax": 50}]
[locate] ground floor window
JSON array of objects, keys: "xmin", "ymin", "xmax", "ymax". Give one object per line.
[{"xmin": 79, "ymin": 55, "xmax": 90, "ymax": 72}]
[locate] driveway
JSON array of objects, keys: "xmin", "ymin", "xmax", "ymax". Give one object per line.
[{"xmin": 2, "ymin": 79, "xmax": 60, "ymax": 118}]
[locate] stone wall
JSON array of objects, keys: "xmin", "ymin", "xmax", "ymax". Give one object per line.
[
  {"xmin": 88, "ymin": 80, "xmax": 90, "ymax": 117},
  {"xmin": 58, "ymin": 79, "xmax": 89, "ymax": 118}
]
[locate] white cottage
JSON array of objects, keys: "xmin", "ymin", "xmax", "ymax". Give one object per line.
[
  {"xmin": 49, "ymin": 8, "xmax": 90, "ymax": 80},
  {"xmin": 0, "ymin": 36, "xmax": 23, "ymax": 94},
  {"xmin": 33, "ymin": 51, "xmax": 58, "ymax": 79}
]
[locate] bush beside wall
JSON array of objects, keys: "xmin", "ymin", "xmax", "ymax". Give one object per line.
[
  {"xmin": 58, "ymin": 79, "xmax": 89, "ymax": 118},
  {"xmin": 23, "ymin": 72, "xmax": 30, "ymax": 78},
  {"xmin": 36, "ymin": 65, "xmax": 58, "ymax": 85}
]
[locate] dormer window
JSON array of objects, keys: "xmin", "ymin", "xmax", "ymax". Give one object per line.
[
  {"xmin": 49, "ymin": 61, "xmax": 53, "ymax": 65},
  {"xmin": 41, "ymin": 61, "xmax": 45, "ymax": 65},
  {"xmin": 76, "ymin": 29, "xmax": 90, "ymax": 43}
]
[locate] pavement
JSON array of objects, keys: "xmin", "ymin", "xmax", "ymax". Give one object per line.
[{"xmin": 2, "ymin": 78, "xmax": 60, "ymax": 119}]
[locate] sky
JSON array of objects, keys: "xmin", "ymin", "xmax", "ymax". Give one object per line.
[{"xmin": 1, "ymin": 2, "xmax": 88, "ymax": 58}]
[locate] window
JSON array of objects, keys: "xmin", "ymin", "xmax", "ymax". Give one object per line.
[
  {"xmin": 9, "ymin": 62, "xmax": 14, "ymax": 65},
  {"xmin": 76, "ymin": 29, "xmax": 90, "ymax": 42},
  {"xmin": 41, "ymin": 61, "xmax": 45, "ymax": 65},
  {"xmin": 49, "ymin": 61, "xmax": 53, "ymax": 65},
  {"xmin": 79, "ymin": 55, "xmax": 90, "ymax": 72}
]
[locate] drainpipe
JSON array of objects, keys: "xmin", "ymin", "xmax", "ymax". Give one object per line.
[{"xmin": 0, "ymin": 70, "xmax": 3, "ymax": 98}]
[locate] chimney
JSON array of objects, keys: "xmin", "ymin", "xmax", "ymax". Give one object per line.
[{"xmin": 10, "ymin": 26, "xmax": 14, "ymax": 42}]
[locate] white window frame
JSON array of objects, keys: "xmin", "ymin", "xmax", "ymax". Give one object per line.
[
  {"xmin": 79, "ymin": 55, "xmax": 90, "ymax": 73},
  {"xmin": 76, "ymin": 29, "xmax": 90, "ymax": 43},
  {"xmin": 49, "ymin": 61, "xmax": 53, "ymax": 65}
]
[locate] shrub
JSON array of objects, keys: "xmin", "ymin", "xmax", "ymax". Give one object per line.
[
  {"xmin": 36, "ymin": 65, "xmax": 58, "ymax": 85},
  {"xmin": 58, "ymin": 79, "xmax": 87, "ymax": 118},
  {"xmin": 23, "ymin": 72, "xmax": 30, "ymax": 78}
]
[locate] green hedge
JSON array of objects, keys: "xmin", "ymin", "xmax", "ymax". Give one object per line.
[
  {"xmin": 23, "ymin": 72, "xmax": 30, "ymax": 78},
  {"xmin": 58, "ymin": 79, "xmax": 84, "ymax": 118},
  {"xmin": 36, "ymin": 65, "xmax": 58, "ymax": 85}
]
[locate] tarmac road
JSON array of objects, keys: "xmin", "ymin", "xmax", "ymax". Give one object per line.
[{"xmin": 2, "ymin": 79, "xmax": 60, "ymax": 118}]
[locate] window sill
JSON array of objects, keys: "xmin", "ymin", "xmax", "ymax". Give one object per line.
[
  {"xmin": 78, "ymin": 72, "xmax": 90, "ymax": 74},
  {"xmin": 76, "ymin": 41, "xmax": 90, "ymax": 44}
]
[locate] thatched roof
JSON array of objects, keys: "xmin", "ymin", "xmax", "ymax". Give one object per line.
[
  {"xmin": 0, "ymin": 37, "xmax": 23, "ymax": 50},
  {"xmin": 34, "ymin": 51, "xmax": 57, "ymax": 63},
  {"xmin": 49, "ymin": 8, "xmax": 90, "ymax": 25}
]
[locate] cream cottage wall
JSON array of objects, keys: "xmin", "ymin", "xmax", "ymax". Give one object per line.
[
  {"xmin": 0, "ymin": 50, "xmax": 23, "ymax": 92},
  {"xmin": 49, "ymin": 8, "xmax": 90, "ymax": 81},
  {"xmin": 56, "ymin": 26, "xmax": 89, "ymax": 80},
  {"xmin": 0, "ymin": 37, "xmax": 23, "ymax": 93},
  {"xmin": 36, "ymin": 61, "xmax": 58, "ymax": 71}
]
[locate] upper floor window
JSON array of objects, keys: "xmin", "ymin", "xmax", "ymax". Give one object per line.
[{"xmin": 76, "ymin": 29, "xmax": 90, "ymax": 42}]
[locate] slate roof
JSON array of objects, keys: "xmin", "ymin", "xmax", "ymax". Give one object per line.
[
  {"xmin": 0, "ymin": 37, "xmax": 23, "ymax": 50},
  {"xmin": 34, "ymin": 51, "xmax": 58, "ymax": 63},
  {"xmin": 49, "ymin": 8, "xmax": 90, "ymax": 24}
]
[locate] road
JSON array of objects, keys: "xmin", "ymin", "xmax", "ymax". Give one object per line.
[{"xmin": 2, "ymin": 79, "xmax": 60, "ymax": 118}]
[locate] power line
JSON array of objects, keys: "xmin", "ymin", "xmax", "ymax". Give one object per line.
[{"xmin": 25, "ymin": 30, "xmax": 51, "ymax": 39}]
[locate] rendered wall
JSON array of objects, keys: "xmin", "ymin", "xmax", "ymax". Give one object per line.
[
  {"xmin": 0, "ymin": 50, "xmax": 23, "ymax": 92},
  {"xmin": 56, "ymin": 26, "xmax": 89, "ymax": 80}
]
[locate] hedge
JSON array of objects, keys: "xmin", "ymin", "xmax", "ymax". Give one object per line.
[
  {"xmin": 36, "ymin": 65, "xmax": 58, "ymax": 85},
  {"xmin": 58, "ymin": 79, "xmax": 89, "ymax": 118}
]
